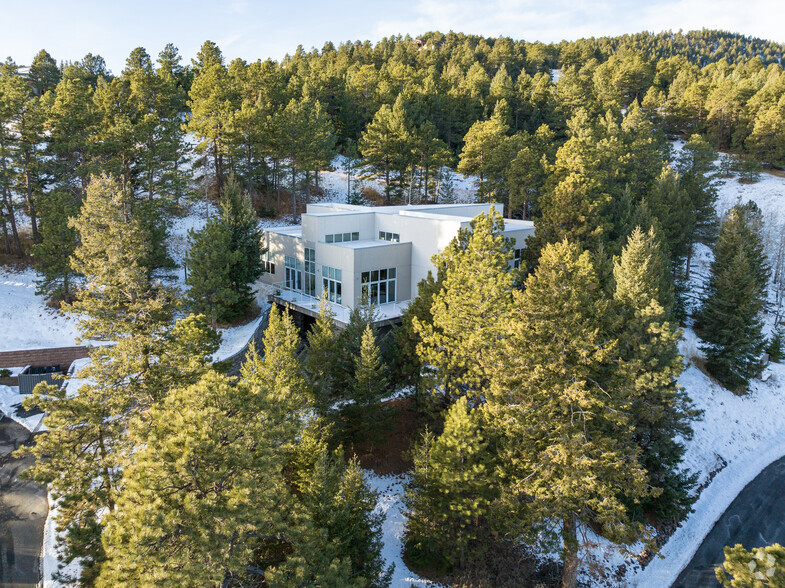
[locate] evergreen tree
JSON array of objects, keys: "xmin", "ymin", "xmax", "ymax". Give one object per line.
[
  {"xmin": 220, "ymin": 175, "xmax": 264, "ymax": 313},
  {"xmin": 298, "ymin": 445, "xmax": 392, "ymax": 587},
  {"xmin": 98, "ymin": 371, "xmax": 294, "ymax": 587},
  {"xmin": 33, "ymin": 190, "xmax": 80, "ymax": 303},
  {"xmin": 457, "ymin": 105, "xmax": 510, "ymax": 202},
  {"xmin": 29, "ymin": 49, "xmax": 61, "ymax": 94},
  {"xmin": 415, "ymin": 209, "xmax": 513, "ymax": 401},
  {"xmin": 303, "ymin": 298, "xmax": 339, "ymax": 415},
  {"xmin": 404, "ymin": 399, "xmax": 493, "ymax": 570},
  {"xmin": 342, "ymin": 324, "xmax": 388, "ymax": 443},
  {"xmin": 699, "ymin": 204, "xmax": 770, "ymax": 389},
  {"xmin": 716, "ymin": 543, "xmax": 785, "ymax": 587},
  {"xmin": 185, "ymin": 177, "xmax": 264, "ymax": 324},
  {"xmin": 613, "ymin": 226, "xmax": 696, "ymax": 519},
  {"xmin": 359, "ymin": 95, "xmax": 416, "ymax": 204},
  {"xmin": 185, "ymin": 219, "xmax": 240, "ymax": 326},
  {"xmin": 486, "ymin": 239, "xmax": 649, "ymax": 588},
  {"xmin": 20, "ymin": 176, "xmax": 218, "ymax": 584}
]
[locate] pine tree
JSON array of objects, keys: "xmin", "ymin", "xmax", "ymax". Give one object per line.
[
  {"xmin": 186, "ymin": 219, "xmax": 240, "ymax": 326},
  {"xmin": 33, "ymin": 190, "xmax": 80, "ymax": 303},
  {"xmin": 297, "ymin": 445, "xmax": 392, "ymax": 587},
  {"xmin": 98, "ymin": 371, "xmax": 294, "ymax": 587},
  {"xmin": 342, "ymin": 324, "xmax": 388, "ymax": 442},
  {"xmin": 486, "ymin": 239, "xmax": 649, "ymax": 588},
  {"xmin": 415, "ymin": 209, "xmax": 513, "ymax": 401},
  {"xmin": 186, "ymin": 177, "xmax": 264, "ymax": 325},
  {"xmin": 699, "ymin": 204, "xmax": 770, "ymax": 389},
  {"xmin": 404, "ymin": 399, "xmax": 493, "ymax": 570},
  {"xmin": 457, "ymin": 105, "xmax": 510, "ymax": 202},
  {"xmin": 303, "ymin": 298, "xmax": 339, "ymax": 415},
  {"xmin": 613, "ymin": 226, "xmax": 696, "ymax": 519},
  {"xmin": 29, "ymin": 49, "xmax": 61, "ymax": 95},
  {"xmin": 20, "ymin": 177, "xmax": 218, "ymax": 584},
  {"xmin": 187, "ymin": 49, "xmax": 237, "ymax": 193},
  {"xmin": 359, "ymin": 95, "xmax": 416, "ymax": 204},
  {"xmin": 716, "ymin": 543, "xmax": 785, "ymax": 587},
  {"xmin": 221, "ymin": 175, "xmax": 264, "ymax": 311},
  {"xmin": 334, "ymin": 298, "xmax": 376, "ymax": 397},
  {"xmin": 243, "ymin": 304, "xmax": 308, "ymax": 423}
]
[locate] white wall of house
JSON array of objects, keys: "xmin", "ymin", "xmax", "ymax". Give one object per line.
[{"xmin": 259, "ymin": 203, "xmax": 535, "ymax": 313}]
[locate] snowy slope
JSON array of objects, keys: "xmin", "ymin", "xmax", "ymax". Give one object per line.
[{"xmin": 0, "ymin": 268, "xmax": 80, "ymax": 351}]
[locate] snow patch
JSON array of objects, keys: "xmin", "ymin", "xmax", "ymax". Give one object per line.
[{"xmin": 364, "ymin": 471, "xmax": 433, "ymax": 586}]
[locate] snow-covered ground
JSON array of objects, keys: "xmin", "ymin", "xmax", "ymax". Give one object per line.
[
  {"xmin": 0, "ymin": 268, "xmax": 81, "ymax": 351},
  {"xmin": 365, "ymin": 472, "xmax": 432, "ymax": 586}
]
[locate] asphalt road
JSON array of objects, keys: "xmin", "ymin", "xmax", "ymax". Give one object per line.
[
  {"xmin": 0, "ymin": 416, "xmax": 47, "ymax": 587},
  {"xmin": 673, "ymin": 455, "xmax": 785, "ymax": 587}
]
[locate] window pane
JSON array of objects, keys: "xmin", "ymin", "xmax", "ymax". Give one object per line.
[
  {"xmin": 336, "ymin": 283, "xmax": 342, "ymax": 305},
  {"xmin": 380, "ymin": 269, "xmax": 387, "ymax": 280},
  {"xmin": 379, "ymin": 282, "xmax": 387, "ymax": 303},
  {"xmin": 379, "ymin": 231, "xmax": 384, "ymax": 240},
  {"xmin": 371, "ymin": 270, "xmax": 378, "ymax": 281},
  {"xmin": 336, "ymin": 269, "xmax": 342, "ymax": 281},
  {"xmin": 389, "ymin": 267, "xmax": 396, "ymax": 278},
  {"xmin": 326, "ymin": 235, "xmax": 333, "ymax": 243},
  {"xmin": 343, "ymin": 233, "xmax": 351, "ymax": 242},
  {"xmin": 352, "ymin": 232, "xmax": 359, "ymax": 240},
  {"xmin": 362, "ymin": 271, "xmax": 369, "ymax": 283},
  {"xmin": 370, "ymin": 283, "xmax": 378, "ymax": 301},
  {"xmin": 389, "ymin": 281, "xmax": 395, "ymax": 302}
]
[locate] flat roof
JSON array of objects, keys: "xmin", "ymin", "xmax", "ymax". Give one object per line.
[
  {"xmin": 266, "ymin": 226, "xmax": 302, "ymax": 237},
  {"xmin": 328, "ymin": 239, "xmax": 409, "ymax": 250}
]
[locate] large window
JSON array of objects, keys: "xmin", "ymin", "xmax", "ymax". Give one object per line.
[
  {"xmin": 512, "ymin": 248, "xmax": 523, "ymax": 269},
  {"xmin": 322, "ymin": 265, "xmax": 342, "ymax": 304},
  {"xmin": 378, "ymin": 231, "xmax": 400, "ymax": 242},
  {"xmin": 325, "ymin": 232, "xmax": 359, "ymax": 243},
  {"xmin": 304, "ymin": 248, "xmax": 316, "ymax": 296},
  {"xmin": 262, "ymin": 251, "xmax": 275, "ymax": 274},
  {"xmin": 361, "ymin": 268, "xmax": 397, "ymax": 304},
  {"xmin": 285, "ymin": 256, "xmax": 302, "ymax": 291}
]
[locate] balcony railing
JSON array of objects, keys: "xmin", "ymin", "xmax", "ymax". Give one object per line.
[{"xmin": 270, "ymin": 281, "xmax": 409, "ymax": 324}]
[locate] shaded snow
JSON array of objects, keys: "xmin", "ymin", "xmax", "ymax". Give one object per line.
[{"xmin": 364, "ymin": 471, "xmax": 433, "ymax": 587}]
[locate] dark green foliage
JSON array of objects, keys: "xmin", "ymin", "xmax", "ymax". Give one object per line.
[
  {"xmin": 766, "ymin": 328, "xmax": 784, "ymax": 362},
  {"xmin": 185, "ymin": 177, "xmax": 264, "ymax": 324},
  {"xmin": 33, "ymin": 190, "xmax": 80, "ymax": 303},
  {"xmin": 341, "ymin": 324, "xmax": 389, "ymax": 443},
  {"xmin": 185, "ymin": 220, "xmax": 240, "ymax": 326},
  {"xmin": 404, "ymin": 400, "xmax": 494, "ymax": 571},
  {"xmin": 613, "ymin": 226, "xmax": 697, "ymax": 519},
  {"xmin": 699, "ymin": 204, "xmax": 770, "ymax": 389},
  {"xmin": 298, "ymin": 443, "xmax": 393, "ymax": 587}
]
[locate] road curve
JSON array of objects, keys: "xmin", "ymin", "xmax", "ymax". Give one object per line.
[{"xmin": 672, "ymin": 455, "xmax": 785, "ymax": 587}]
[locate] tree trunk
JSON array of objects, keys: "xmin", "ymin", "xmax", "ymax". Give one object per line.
[
  {"xmin": 23, "ymin": 150, "xmax": 39, "ymax": 241},
  {"xmin": 561, "ymin": 515, "xmax": 579, "ymax": 588},
  {"xmin": 1, "ymin": 213, "xmax": 9, "ymax": 254}
]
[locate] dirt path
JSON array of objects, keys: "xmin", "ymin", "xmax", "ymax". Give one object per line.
[{"xmin": 0, "ymin": 416, "xmax": 47, "ymax": 587}]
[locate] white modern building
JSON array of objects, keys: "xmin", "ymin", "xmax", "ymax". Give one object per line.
[{"xmin": 259, "ymin": 202, "xmax": 535, "ymax": 325}]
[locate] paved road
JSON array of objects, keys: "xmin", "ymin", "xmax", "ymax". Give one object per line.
[
  {"xmin": 0, "ymin": 416, "xmax": 47, "ymax": 587},
  {"xmin": 673, "ymin": 455, "xmax": 785, "ymax": 587}
]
